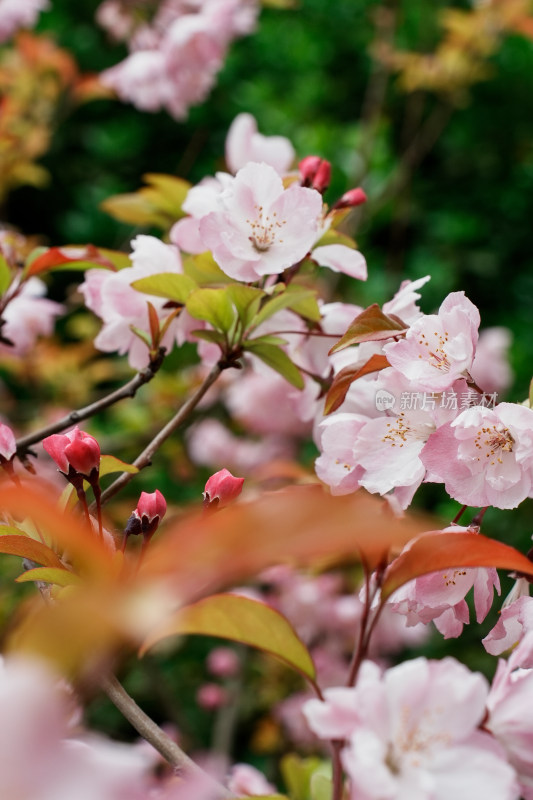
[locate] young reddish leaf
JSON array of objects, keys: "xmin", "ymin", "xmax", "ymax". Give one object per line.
[
  {"xmin": 324, "ymin": 354, "xmax": 390, "ymax": 414},
  {"xmin": 381, "ymin": 531, "xmax": 533, "ymax": 601},
  {"xmin": 141, "ymin": 593, "xmax": 316, "ymax": 682},
  {"xmin": 0, "ymin": 535, "xmax": 64, "ymax": 568},
  {"xmin": 140, "ymin": 485, "xmax": 435, "ymax": 606},
  {"xmin": 146, "ymin": 301, "xmax": 160, "ymax": 346},
  {"xmin": 16, "ymin": 567, "xmax": 81, "ymax": 587},
  {"xmin": 24, "ymin": 245, "xmax": 116, "ymax": 277},
  {"xmin": 328, "ymin": 304, "xmax": 407, "ymax": 354}
]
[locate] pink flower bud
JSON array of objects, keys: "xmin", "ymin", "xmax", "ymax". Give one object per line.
[
  {"xmin": 125, "ymin": 489, "xmax": 167, "ymax": 541},
  {"xmin": 298, "ymin": 155, "xmax": 332, "ymax": 193},
  {"xmin": 203, "ymin": 468, "xmax": 244, "ymax": 510},
  {"xmin": 206, "ymin": 647, "xmax": 240, "ymax": 678},
  {"xmin": 333, "ymin": 187, "xmax": 367, "ymax": 209},
  {"xmin": 0, "ymin": 423, "xmax": 16, "ymax": 461},
  {"xmin": 196, "ymin": 683, "xmax": 228, "ymax": 711},
  {"xmin": 298, "ymin": 155, "xmax": 322, "ymax": 184},
  {"xmin": 43, "ymin": 427, "xmax": 100, "ymax": 477},
  {"xmin": 312, "ymin": 160, "xmax": 331, "ymax": 193}
]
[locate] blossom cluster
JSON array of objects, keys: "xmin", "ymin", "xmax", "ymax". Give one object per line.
[
  {"xmin": 304, "ymin": 636, "xmax": 533, "ymax": 800},
  {"xmin": 97, "ymin": 0, "xmax": 259, "ymax": 119}
]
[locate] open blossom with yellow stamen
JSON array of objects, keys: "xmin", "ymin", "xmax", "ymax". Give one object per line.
[
  {"xmin": 383, "ymin": 291, "xmax": 480, "ymax": 391},
  {"xmin": 421, "ymin": 403, "xmax": 533, "ymax": 509}
]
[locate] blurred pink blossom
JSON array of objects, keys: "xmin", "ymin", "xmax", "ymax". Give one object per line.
[
  {"xmin": 226, "ymin": 113, "xmax": 294, "ymax": 175},
  {"xmin": 0, "ymin": 277, "xmax": 63, "ymax": 357},
  {"xmin": 0, "ymin": 0, "xmax": 48, "ymax": 43}
]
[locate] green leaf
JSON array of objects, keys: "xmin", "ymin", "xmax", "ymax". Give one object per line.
[
  {"xmin": 131, "ymin": 273, "xmax": 197, "ymax": 303},
  {"xmin": 130, "ymin": 326, "xmax": 152, "ymax": 348},
  {"xmin": 227, "ymin": 284, "xmax": 265, "ymax": 328},
  {"xmin": 245, "ymin": 341, "xmax": 304, "ymax": 388},
  {"xmin": 324, "ymin": 354, "xmax": 390, "ymax": 414},
  {"xmin": 183, "ymin": 253, "xmax": 233, "ymax": 285},
  {"xmin": 314, "ymin": 228, "xmax": 356, "ymax": 249},
  {"xmin": 0, "ymin": 525, "xmax": 33, "ymax": 536},
  {"xmin": 100, "ymin": 193, "xmax": 170, "ymax": 228},
  {"xmin": 142, "ymin": 173, "xmax": 192, "ymax": 216},
  {"xmin": 141, "ymin": 593, "xmax": 316, "ymax": 681},
  {"xmin": 186, "ymin": 287, "xmax": 236, "ymax": 333},
  {"xmin": 281, "ymin": 756, "xmax": 326, "ymax": 800},
  {"xmin": 310, "ymin": 771, "xmax": 333, "ymax": 800},
  {"xmin": 99, "ymin": 455, "xmax": 139, "ymax": 478},
  {"xmin": 0, "ymin": 535, "xmax": 64, "ymax": 568},
  {"xmin": 261, "ymin": 0, "xmax": 299, "ymax": 7},
  {"xmin": 251, "ymin": 285, "xmax": 320, "ymax": 329},
  {"xmin": 16, "ymin": 567, "xmax": 81, "ymax": 587},
  {"xmin": 244, "ymin": 334, "xmax": 288, "ymax": 347},
  {"xmin": 0, "ymin": 253, "xmax": 11, "ymax": 294},
  {"xmin": 190, "ymin": 329, "xmax": 227, "ymax": 346},
  {"xmin": 328, "ymin": 304, "xmax": 407, "ymax": 354}
]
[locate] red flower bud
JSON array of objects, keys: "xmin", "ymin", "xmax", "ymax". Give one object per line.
[
  {"xmin": 43, "ymin": 427, "xmax": 100, "ymax": 477},
  {"xmin": 312, "ymin": 160, "xmax": 332, "ymax": 193},
  {"xmin": 298, "ymin": 155, "xmax": 322, "ymax": 184},
  {"xmin": 125, "ymin": 489, "xmax": 167, "ymax": 541},
  {"xmin": 203, "ymin": 468, "xmax": 244, "ymax": 510},
  {"xmin": 298, "ymin": 156, "xmax": 332, "ymax": 192},
  {"xmin": 0, "ymin": 423, "xmax": 16, "ymax": 462},
  {"xmin": 333, "ymin": 187, "xmax": 367, "ymax": 209}
]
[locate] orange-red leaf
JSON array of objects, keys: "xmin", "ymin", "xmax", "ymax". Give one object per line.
[
  {"xmin": 141, "ymin": 485, "xmax": 435, "ymax": 605},
  {"xmin": 328, "ymin": 304, "xmax": 406, "ymax": 355},
  {"xmin": 324, "ymin": 354, "xmax": 390, "ymax": 414},
  {"xmin": 382, "ymin": 531, "xmax": 533, "ymax": 600},
  {"xmin": 141, "ymin": 593, "xmax": 316, "ymax": 682},
  {"xmin": 25, "ymin": 245, "xmax": 116, "ymax": 276},
  {"xmin": 0, "ymin": 535, "xmax": 63, "ymax": 568}
]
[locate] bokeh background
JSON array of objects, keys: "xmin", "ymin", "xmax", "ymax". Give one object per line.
[{"xmin": 1, "ymin": 0, "xmax": 533, "ymax": 775}]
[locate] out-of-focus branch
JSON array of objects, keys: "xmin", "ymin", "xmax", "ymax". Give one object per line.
[
  {"xmin": 96, "ymin": 361, "xmax": 224, "ymax": 507},
  {"xmin": 15, "ymin": 348, "xmax": 166, "ymax": 455},
  {"xmin": 103, "ymin": 674, "xmax": 232, "ymax": 797}
]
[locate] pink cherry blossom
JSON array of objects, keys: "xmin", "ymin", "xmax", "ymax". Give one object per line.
[
  {"xmin": 487, "ymin": 633, "xmax": 533, "ymax": 799},
  {"xmin": 483, "ymin": 581, "xmax": 533, "ymax": 655},
  {"xmin": 383, "ymin": 291, "xmax": 480, "ymax": 391},
  {"xmin": 227, "ymin": 764, "xmax": 276, "ymax": 796},
  {"xmin": 206, "ymin": 647, "xmax": 240, "ymax": 678},
  {"xmin": 187, "ymin": 417, "xmax": 294, "ymax": 472},
  {"xmin": 470, "ymin": 326, "xmax": 514, "ymax": 396},
  {"xmin": 170, "ymin": 173, "xmax": 233, "ymax": 254},
  {"xmin": 311, "ymin": 244, "xmax": 367, "ymax": 280},
  {"xmin": 226, "ymin": 113, "xmax": 295, "ymax": 175},
  {"xmin": 304, "ymin": 657, "xmax": 518, "ymax": 800},
  {"xmin": 388, "ymin": 526, "xmax": 501, "ymax": 639},
  {"xmin": 0, "ymin": 277, "xmax": 63, "ymax": 357},
  {"xmin": 0, "ymin": 0, "xmax": 48, "ymax": 43},
  {"xmin": 80, "ymin": 235, "xmax": 196, "ymax": 369},
  {"xmin": 421, "ymin": 402, "xmax": 533, "ymax": 509},
  {"xmin": 99, "ymin": 0, "xmax": 258, "ymax": 119},
  {"xmin": 198, "ymin": 161, "xmax": 323, "ymax": 281},
  {"xmin": 315, "ymin": 412, "xmax": 367, "ymax": 495}
]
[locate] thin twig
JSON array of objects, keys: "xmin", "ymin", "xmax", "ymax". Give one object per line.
[
  {"xmin": 15, "ymin": 349, "xmax": 166, "ymax": 455},
  {"xmin": 96, "ymin": 362, "xmax": 224, "ymax": 508},
  {"xmin": 103, "ymin": 674, "xmax": 232, "ymax": 797}
]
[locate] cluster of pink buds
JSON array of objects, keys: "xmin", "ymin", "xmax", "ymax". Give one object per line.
[{"xmin": 299, "ymin": 155, "xmax": 332, "ymax": 193}]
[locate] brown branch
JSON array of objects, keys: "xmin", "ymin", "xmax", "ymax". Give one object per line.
[
  {"xmin": 96, "ymin": 361, "xmax": 224, "ymax": 508},
  {"xmin": 15, "ymin": 348, "xmax": 166, "ymax": 455},
  {"xmin": 103, "ymin": 674, "xmax": 232, "ymax": 797}
]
